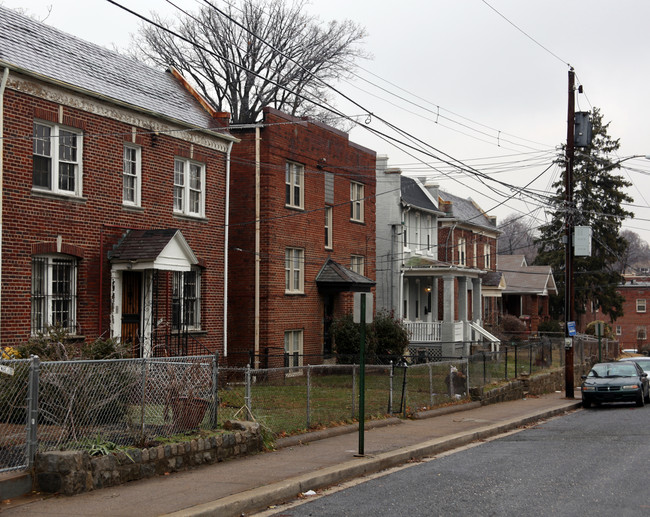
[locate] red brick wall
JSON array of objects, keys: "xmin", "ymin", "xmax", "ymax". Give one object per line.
[
  {"xmin": 2, "ymin": 87, "xmax": 228, "ymax": 351},
  {"xmin": 229, "ymin": 108, "xmax": 376, "ymax": 365}
]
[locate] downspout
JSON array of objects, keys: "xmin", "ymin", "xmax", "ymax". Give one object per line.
[
  {"xmin": 0, "ymin": 67, "xmax": 10, "ymax": 342},
  {"xmin": 254, "ymin": 127, "xmax": 261, "ymax": 368},
  {"xmin": 224, "ymin": 140, "xmax": 234, "ymax": 358}
]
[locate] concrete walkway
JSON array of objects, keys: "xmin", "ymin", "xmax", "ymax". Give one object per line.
[{"xmin": 2, "ymin": 392, "xmax": 581, "ymax": 517}]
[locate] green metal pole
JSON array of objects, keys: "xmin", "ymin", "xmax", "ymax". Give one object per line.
[
  {"xmin": 358, "ymin": 294, "xmax": 366, "ymax": 456},
  {"xmin": 598, "ymin": 324, "xmax": 602, "ymax": 363}
]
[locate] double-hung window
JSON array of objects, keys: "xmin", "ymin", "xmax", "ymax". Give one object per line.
[
  {"xmin": 123, "ymin": 144, "xmax": 142, "ymax": 206},
  {"xmin": 484, "ymin": 244, "xmax": 491, "ymax": 269},
  {"xmin": 285, "ymin": 161, "xmax": 304, "ymax": 209},
  {"xmin": 458, "ymin": 238, "xmax": 466, "ymax": 266},
  {"xmin": 351, "ymin": 255, "xmax": 365, "ymax": 276},
  {"xmin": 350, "ymin": 181, "xmax": 364, "ymax": 222},
  {"xmin": 637, "ymin": 299, "xmax": 647, "ymax": 313},
  {"xmin": 31, "ymin": 256, "xmax": 77, "ymax": 335},
  {"xmin": 33, "ymin": 122, "xmax": 82, "ymax": 196},
  {"xmin": 285, "ymin": 248, "xmax": 304, "ymax": 293},
  {"xmin": 638, "ymin": 327, "xmax": 647, "ymax": 340},
  {"xmin": 324, "ymin": 207, "xmax": 333, "ymax": 249},
  {"xmin": 284, "ymin": 330, "xmax": 303, "ymax": 373},
  {"xmin": 174, "ymin": 158, "xmax": 205, "ymax": 217},
  {"xmin": 172, "ymin": 269, "xmax": 202, "ymax": 331}
]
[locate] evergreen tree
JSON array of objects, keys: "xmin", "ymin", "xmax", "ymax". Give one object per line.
[{"xmin": 535, "ymin": 108, "xmax": 632, "ymax": 322}]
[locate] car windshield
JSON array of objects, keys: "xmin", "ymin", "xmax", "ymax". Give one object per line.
[{"xmin": 589, "ymin": 364, "xmax": 638, "ymax": 378}]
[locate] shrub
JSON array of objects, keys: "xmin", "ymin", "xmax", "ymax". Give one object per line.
[
  {"xmin": 491, "ymin": 314, "xmax": 528, "ymax": 343},
  {"xmin": 538, "ymin": 320, "xmax": 562, "ymax": 333},
  {"xmin": 585, "ymin": 320, "xmax": 613, "ymax": 339},
  {"xmin": 331, "ymin": 310, "xmax": 410, "ymax": 363}
]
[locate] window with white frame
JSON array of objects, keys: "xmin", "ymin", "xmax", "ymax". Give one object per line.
[
  {"xmin": 351, "ymin": 255, "xmax": 365, "ymax": 276},
  {"xmin": 350, "ymin": 181, "xmax": 364, "ymax": 222},
  {"xmin": 426, "ymin": 215, "xmax": 432, "ymax": 251},
  {"xmin": 637, "ymin": 299, "xmax": 647, "ymax": 313},
  {"xmin": 31, "ymin": 255, "xmax": 77, "ymax": 335},
  {"xmin": 414, "ymin": 213, "xmax": 420, "ymax": 251},
  {"xmin": 174, "ymin": 158, "xmax": 205, "ymax": 217},
  {"xmin": 616, "ymin": 325, "xmax": 622, "ymax": 336},
  {"xmin": 324, "ymin": 206, "xmax": 333, "ymax": 249},
  {"xmin": 284, "ymin": 329, "xmax": 303, "ymax": 372},
  {"xmin": 285, "ymin": 161, "xmax": 304, "ymax": 209},
  {"xmin": 172, "ymin": 269, "xmax": 201, "ymax": 331},
  {"xmin": 484, "ymin": 244, "xmax": 491, "ymax": 269},
  {"xmin": 458, "ymin": 238, "xmax": 466, "ymax": 266},
  {"xmin": 473, "ymin": 242, "xmax": 478, "ymax": 267},
  {"xmin": 123, "ymin": 144, "xmax": 141, "ymax": 206},
  {"xmin": 637, "ymin": 326, "xmax": 647, "ymax": 340},
  {"xmin": 285, "ymin": 248, "xmax": 304, "ymax": 293},
  {"xmin": 33, "ymin": 122, "xmax": 83, "ymax": 196}
]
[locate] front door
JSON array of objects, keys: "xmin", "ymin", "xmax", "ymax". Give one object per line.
[
  {"xmin": 323, "ymin": 295, "xmax": 335, "ymax": 358},
  {"xmin": 121, "ymin": 271, "xmax": 142, "ymax": 357}
]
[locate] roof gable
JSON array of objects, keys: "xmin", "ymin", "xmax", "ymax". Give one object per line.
[
  {"xmin": 438, "ymin": 190, "xmax": 498, "ymax": 232},
  {"xmin": 109, "ymin": 229, "xmax": 197, "ymax": 271},
  {"xmin": 401, "ymin": 176, "xmax": 441, "ymax": 213}
]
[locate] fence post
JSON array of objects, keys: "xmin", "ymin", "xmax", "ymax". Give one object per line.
[
  {"xmin": 306, "ymin": 365, "xmax": 311, "ymax": 430},
  {"xmin": 245, "ymin": 364, "xmax": 252, "ymax": 420},
  {"xmin": 351, "ymin": 365, "xmax": 356, "ymax": 419},
  {"xmin": 388, "ymin": 360, "xmax": 393, "ymax": 415},
  {"xmin": 529, "ymin": 344, "xmax": 533, "ymax": 374},
  {"xmin": 514, "ymin": 344, "xmax": 518, "ymax": 376},
  {"xmin": 464, "ymin": 358, "xmax": 469, "ymax": 395},
  {"xmin": 26, "ymin": 355, "xmax": 40, "ymax": 469},
  {"xmin": 428, "ymin": 363, "xmax": 433, "ymax": 408},
  {"xmin": 211, "ymin": 351, "xmax": 219, "ymax": 429},
  {"xmin": 482, "ymin": 351, "xmax": 487, "ymax": 385},
  {"xmin": 505, "ymin": 346, "xmax": 508, "ymax": 380},
  {"xmin": 140, "ymin": 358, "xmax": 147, "ymax": 443}
]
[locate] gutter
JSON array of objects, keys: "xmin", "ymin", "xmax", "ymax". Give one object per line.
[
  {"xmin": 224, "ymin": 141, "xmax": 234, "ymax": 358},
  {"xmin": 0, "ymin": 67, "xmax": 9, "ymax": 341}
]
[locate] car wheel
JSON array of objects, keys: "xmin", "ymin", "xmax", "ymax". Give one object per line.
[
  {"xmin": 582, "ymin": 399, "xmax": 592, "ymax": 409},
  {"xmin": 636, "ymin": 393, "xmax": 645, "ymax": 407}
]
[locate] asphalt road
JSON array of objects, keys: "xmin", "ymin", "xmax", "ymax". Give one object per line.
[{"xmin": 268, "ymin": 403, "xmax": 650, "ymax": 517}]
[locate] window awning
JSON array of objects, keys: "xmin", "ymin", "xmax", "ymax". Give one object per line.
[
  {"xmin": 316, "ymin": 258, "xmax": 375, "ymax": 293},
  {"xmin": 108, "ymin": 229, "xmax": 197, "ymax": 272}
]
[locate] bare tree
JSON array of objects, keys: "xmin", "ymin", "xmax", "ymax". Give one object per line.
[
  {"xmin": 497, "ymin": 213, "xmax": 538, "ymax": 264},
  {"xmin": 131, "ymin": 0, "xmax": 368, "ymax": 124},
  {"xmin": 614, "ymin": 230, "xmax": 650, "ymax": 274}
]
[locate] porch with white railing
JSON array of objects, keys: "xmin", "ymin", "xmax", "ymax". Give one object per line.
[{"xmin": 405, "ymin": 321, "xmax": 442, "ymax": 343}]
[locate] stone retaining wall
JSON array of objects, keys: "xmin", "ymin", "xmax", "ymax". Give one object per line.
[
  {"xmin": 471, "ymin": 362, "xmax": 594, "ymax": 405},
  {"xmin": 34, "ymin": 421, "xmax": 262, "ymax": 496}
]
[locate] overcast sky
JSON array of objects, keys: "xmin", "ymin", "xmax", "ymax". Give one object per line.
[{"xmin": 4, "ymin": 0, "xmax": 650, "ymax": 245}]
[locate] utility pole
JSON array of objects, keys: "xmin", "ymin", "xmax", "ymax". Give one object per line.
[{"xmin": 564, "ymin": 68, "xmax": 575, "ymax": 398}]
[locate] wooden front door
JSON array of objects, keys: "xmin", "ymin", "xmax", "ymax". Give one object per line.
[{"xmin": 121, "ymin": 271, "xmax": 142, "ymax": 357}]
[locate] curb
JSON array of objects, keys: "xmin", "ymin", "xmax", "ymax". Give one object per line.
[{"xmin": 161, "ymin": 401, "xmax": 581, "ymax": 517}]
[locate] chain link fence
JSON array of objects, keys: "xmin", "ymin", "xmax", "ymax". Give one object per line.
[{"xmin": 2, "ymin": 337, "xmax": 610, "ymax": 473}]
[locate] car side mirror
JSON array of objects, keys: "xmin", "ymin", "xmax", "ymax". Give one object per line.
[
  {"xmin": 642, "ymin": 373, "xmax": 648, "ymax": 378},
  {"xmin": 581, "ymin": 375, "xmax": 587, "ymax": 380}
]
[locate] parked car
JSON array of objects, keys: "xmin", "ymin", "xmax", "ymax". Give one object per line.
[
  {"xmin": 581, "ymin": 362, "xmax": 649, "ymax": 408},
  {"xmin": 619, "ymin": 356, "xmax": 650, "ymax": 375}
]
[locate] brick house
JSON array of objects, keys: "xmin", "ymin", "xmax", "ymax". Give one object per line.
[
  {"xmin": 583, "ymin": 266, "xmax": 649, "ymax": 352},
  {"xmin": 496, "ymin": 255, "xmax": 557, "ymax": 332},
  {"xmin": 376, "ymin": 158, "xmax": 500, "ymax": 358},
  {"xmin": 228, "ymin": 108, "xmax": 376, "ymax": 367},
  {"xmin": 0, "ymin": 7, "xmax": 237, "ymax": 356}
]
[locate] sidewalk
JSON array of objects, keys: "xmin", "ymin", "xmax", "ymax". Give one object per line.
[{"xmin": 2, "ymin": 392, "xmax": 581, "ymax": 517}]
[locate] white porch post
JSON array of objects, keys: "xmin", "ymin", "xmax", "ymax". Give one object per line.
[
  {"xmin": 457, "ymin": 277, "xmax": 468, "ymax": 322},
  {"xmin": 441, "ymin": 275, "xmax": 456, "ymax": 357},
  {"xmin": 472, "ymin": 277, "xmax": 482, "ymax": 324}
]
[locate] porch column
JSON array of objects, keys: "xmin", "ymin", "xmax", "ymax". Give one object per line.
[
  {"xmin": 457, "ymin": 277, "xmax": 468, "ymax": 322},
  {"xmin": 472, "ymin": 277, "xmax": 482, "ymax": 324},
  {"xmin": 441, "ymin": 275, "xmax": 457, "ymax": 357},
  {"xmin": 432, "ymin": 278, "xmax": 438, "ymax": 320}
]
